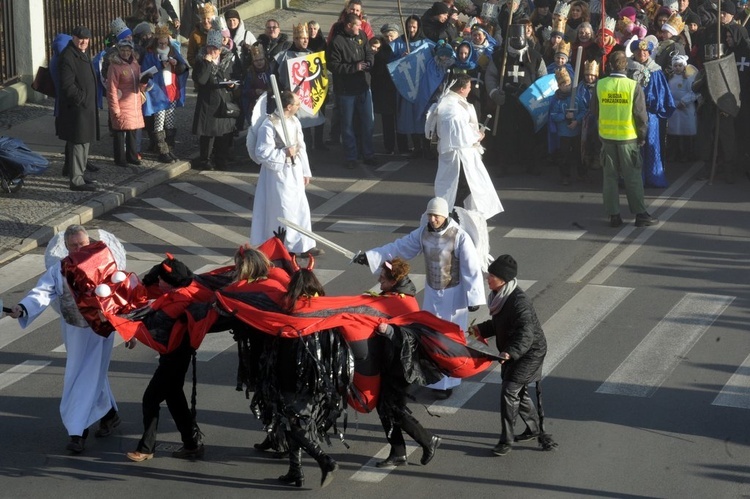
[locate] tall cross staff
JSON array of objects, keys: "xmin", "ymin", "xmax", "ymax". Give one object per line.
[
  {"xmin": 493, "ymin": 0, "xmax": 518, "ymax": 136},
  {"xmin": 397, "ymin": 0, "xmax": 410, "ymax": 54}
]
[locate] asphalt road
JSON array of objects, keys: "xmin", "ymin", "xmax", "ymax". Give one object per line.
[{"xmin": 1, "ymin": 146, "xmax": 749, "ymax": 498}]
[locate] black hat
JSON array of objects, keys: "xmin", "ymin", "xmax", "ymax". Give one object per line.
[
  {"xmin": 721, "ymin": 1, "xmax": 736, "ymax": 16},
  {"xmin": 142, "ymin": 254, "xmax": 194, "ymax": 288},
  {"xmin": 72, "ymin": 26, "xmax": 92, "ymax": 39},
  {"xmin": 535, "ymin": 0, "xmax": 551, "ymax": 8},
  {"xmin": 432, "ymin": 2, "xmax": 451, "ymax": 15},
  {"xmin": 224, "ymin": 9, "xmax": 241, "ymax": 21},
  {"xmin": 488, "ymin": 254, "xmax": 518, "ymax": 281}
]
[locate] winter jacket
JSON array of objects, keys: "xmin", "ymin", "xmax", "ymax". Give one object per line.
[
  {"xmin": 327, "ymin": 27, "xmax": 373, "ymax": 95},
  {"xmin": 56, "ymin": 41, "xmax": 100, "ymax": 143},
  {"xmin": 191, "ymin": 46, "xmax": 236, "ymax": 137},
  {"xmin": 107, "ymin": 52, "xmax": 146, "ymax": 131},
  {"xmin": 476, "ymin": 287, "xmax": 547, "ymax": 384}
]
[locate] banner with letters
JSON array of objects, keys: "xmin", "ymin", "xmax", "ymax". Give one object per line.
[{"xmin": 285, "ymin": 51, "xmax": 328, "ymax": 115}]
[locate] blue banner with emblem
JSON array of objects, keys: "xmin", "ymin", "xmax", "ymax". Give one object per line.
[{"xmin": 518, "ymin": 74, "xmax": 558, "ymax": 132}]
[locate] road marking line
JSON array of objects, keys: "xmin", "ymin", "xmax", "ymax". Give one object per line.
[
  {"xmin": 713, "ymin": 353, "xmax": 750, "ymax": 409},
  {"xmin": 427, "ymin": 380, "xmax": 484, "ymax": 415},
  {"xmin": 376, "ymin": 161, "xmax": 408, "ymax": 172},
  {"xmin": 121, "ymin": 242, "xmax": 164, "ymax": 262},
  {"xmin": 542, "ymin": 285, "xmax": 633, "ymax": 378},
  {"xmin": 0, "ymin": 360, "xmax": 51, "ymax": 391},
  {"xmin": 597, "ymin": 293, "xmax": 733, "ymax": 398},
  {"xmin": 568, "ymin": 162, "xmax": 704, "ymax": 284},
  {"xmin": 113, "ymin": 213, "xmax": 230, "ymax": 265},
  {"xmin": 206, "ymin": 171, "xmax": 336, "ymax": 200},
  {"xmin": 0, "ymin": 255, "xmax": 45, "ymax": 294},
  {"xmin": 350, "ymin": 443, "xmax": 419, "ymax": 482},
  {"xmin": 0, "ymin": 309, "xmax": 57, "ymax": 350},
  {"xmin": 311, "ymin": 179, "xmax": 380, "ymax": 222},
  {"xmin": 144, "ymin": 198, "xmax": 248, "ymax": 246},
  {"xmin": 504, "ymin": 228, "xmax": 585, "ymax": 240},
  {"xmin": 327, "ymin": 220, "xmax": 402, "ymax": 233},
  {"xmin": 170, "ymin": 182, "xmax": 252, "ymax": 221}
]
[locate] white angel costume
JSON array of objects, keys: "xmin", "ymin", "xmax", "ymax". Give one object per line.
[
  {"xmin": 250, "ymin": 111, "xmax": 315, "ymax": 254},
  {"xmin": 365, "ymin": 217, "xmax": 485, "ymax": 391},
  {"xmin": 18, "ymin": 230, "xmax": 124, "ymax": 437}
]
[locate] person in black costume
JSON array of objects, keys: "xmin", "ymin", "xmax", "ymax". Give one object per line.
[
  {"xmin": 270, "ymin": 268, "xmax": 340, "ymax": 488},
  {"xmin": 126, "ymin": 255, "xmax": 204, "ymax": 462},
  {"xmin": 373, "ymin": 258, "xmax": 441, "ymax": 468}
]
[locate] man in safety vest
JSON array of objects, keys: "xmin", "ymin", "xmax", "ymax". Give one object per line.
[{"xmin": 590, "ymin": 51, "xmax": 657, "ymax": 229}]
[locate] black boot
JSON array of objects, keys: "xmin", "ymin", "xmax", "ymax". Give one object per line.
[
  {"xmin": 290, "ymin": 429, "xmax": 338, "ymax": 488},
  {"xmin": 278, "ymin": 447, "xmax": 305, "ymax": 487},
  {"xmin": 155, "ymin": 131, "xmax": 175, "ymax": 163},
  {"xmin": 165, "ymin": 128, "xmax": 177, "ymax": 149}
]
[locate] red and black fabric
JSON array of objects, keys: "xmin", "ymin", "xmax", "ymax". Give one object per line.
[{"xmin": 61, "ymin": 241, "xmax": 119, "ymax": 337}]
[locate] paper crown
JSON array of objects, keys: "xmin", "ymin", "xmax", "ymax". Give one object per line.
[
  {"xmin": 110, "ymin": 17, "xmax": 132, "ymax": 40},
  {"xmin": 212, "ymin": 16, "xmax": 228, "ymax": 32},
  {"xmin": 250, "ymin": 44, "xmax": 266, "ymax": 59},
  {"xmin": 206, "ymin": 29, "xmax": 223, "ymax": 48},
  {"xmin": 583, "ymin": 59, "xmax": 599, "ymax": 75},
  {"xmin": 198, "ymin": 2, "xmax": 217, "ymax": 19},
  {"xmin": 601, "ymin": 16, "xmax": 617, "ymax": 36},
  {"xmin": 541, "ymin": 25, "xmax": 553, "ymax": 41},
  {"xmin": 293, "ymin": 23, "xmax": 309, "ymax": 38},
  {"xmin": 552, "ymin": 18, "xmax": 567, "ymax": 35},
  {"xmin": 154, "ymin": 24, "xmax": 171, "ymax": 39},
  {"xmin": 554, "ymin": 1, "xmax": 571, "ymax": 18},
  {"xmin": 662, "ymin": 13, "xmax": 685, "ymax": 36},
  {"xmin": 555, "ymin": 67, "xmax": 571, "ymax": 86},
  {"xmin": 555, "ymin": 40, "xmax": 571, "ymax": 57}
]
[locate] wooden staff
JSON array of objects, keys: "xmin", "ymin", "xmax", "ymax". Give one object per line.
[
  {"xmin": 493, "ymin": 0, "xmax": 516, "ymax": 136},
  {"xmin": 397, "ymin": 0, "xmax": 410, "ymax": 54},
  {"xmin": 709, "ymin": 0, "xmax": 723, "ymax": 184}
]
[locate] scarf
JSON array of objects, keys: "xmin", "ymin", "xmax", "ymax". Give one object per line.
[{"xmin": 488, "ymin": 278, "xmax": 518, "ymax": 316}]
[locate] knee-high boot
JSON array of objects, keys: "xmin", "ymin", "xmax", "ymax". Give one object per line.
[
  {"xmin": 289, "ymin": 428, "xmax": 338, "ymax": 488},
  {"xmin": 165, "ymin": 128, "xmax": 177, "ymax": 149},
  {"xmin": 278, "ymin": 441, "xmax": 305, "ymax": 487},
  {"xmin": 155, "ymin": 130, "xmax": 174, "ymax": 163}
]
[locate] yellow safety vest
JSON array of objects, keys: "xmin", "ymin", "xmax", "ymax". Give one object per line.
[{"xmin": 597, "ymin": 76, "xmax": 638, "ymax": 141}]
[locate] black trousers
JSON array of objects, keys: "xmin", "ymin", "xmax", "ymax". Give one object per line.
[
  {"xmin": 377, "ymin": 386, "xmax": 432, "ymax": 456},
  {"xmin": 137, "ymin": 341, "xmax": 196, "ymax": 453},
  {"xmin": 113, "ymin": 130, "xmax": 138, "ymax": 163},
  {"xmin": 500, "ymin": 380, "xmax": 540, "ymax": 444}
]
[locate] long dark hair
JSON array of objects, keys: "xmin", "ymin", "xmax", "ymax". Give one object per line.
[{"xmin": 283, "ymin": 269, "xmax": 325, "ymax": 312}]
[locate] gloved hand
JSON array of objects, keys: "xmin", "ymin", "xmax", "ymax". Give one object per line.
[
  {"xmin": 490, "ymin": 88, "xmax": 505, "ymax": 106},
  {"xmin": 468, "ymin": 305, "xmax": 480, "ymax": 312},
  {"xmin": 352, "ymin": 252, "xmax": 368, "ymax": 265},
  {"xmin": 273, "ymin": 226, "xmax": 287, "ymax": 244},
  {"xmin": 139, "ymin": 73, "xmax": 154, "ymax": 85}
]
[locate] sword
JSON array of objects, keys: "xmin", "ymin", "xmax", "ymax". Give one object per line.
[
  {"xmin": 277, "ymin": 217, "xmax": 356, "ymax": 260},
  {"xmin": 478, "ymin": 114, "xmax": 493, "ymax": 133}
]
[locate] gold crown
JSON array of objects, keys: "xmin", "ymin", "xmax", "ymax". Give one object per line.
[
  {"xmin": 552, "ymin": 18, "xmax": 567, "ymax": 34},
  {"xmin": 250, "ymin": 44, "xmax": 266, "ymax": 59},
  {"xmin": 199, "ymin": 2, "xmax": 217, "ymax": 19},
  {"xmin": 293, "ymin": 23, "xmax": 309, "ymax": 38},
  {"xmin": 663, "ymin": 13, "xmax": 685, "ymax": 34},
  {"xmin": 555, "ymin": 67, "xmax": 571, "ymax": 86},
  {"xmin": 154, "ymin": 24, "xmax": 171, "ymax": 39},
  {"xmin": 553, "ymin": 2, "xmax": 570, "ymax": 18},
  {"xmin": 583, "ymin": 59, "xmax": 599, "ymax": 75},
  {"xmin": 555, "ymin": 40, "xmax": 571, "ymax": 57}
]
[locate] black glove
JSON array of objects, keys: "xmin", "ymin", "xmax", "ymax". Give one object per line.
[
  {"xmin": 273, "ymin": 226, "xmax": 287, "ymax": 244},
  {"xmin": 468, "ymin": 305, "xmax": 480, "ymax": 312},
  {"xmin": 140, "ymin": 73, "xmax": 153, "ymax": 84},
  {"xmin": 353, "ymin": 253, "xmax": 368, "ymax": 265}
]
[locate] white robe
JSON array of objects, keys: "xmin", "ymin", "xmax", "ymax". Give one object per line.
[
  {"xmin": 434, "ymin": 91, "xmax": 503, "ymax": 220},
  {"xmin": 365, "ymin": 218, "xmax": 485, "ymax": 390},
  {"xmin": 667, "ymin": 71, "xmax": 698, "ymax": 136},
  {"xmin": 19, "ymin": 263, "xmax": 117, "ymax": 437},
  {"xmin": 250, "ymin": 113, "xmax": 315, "ymax": 253}
]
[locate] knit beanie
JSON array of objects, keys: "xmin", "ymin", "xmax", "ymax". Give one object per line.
[{"xmin": 488, "ymin": 254, "xmax": 518, "ymax": 281}]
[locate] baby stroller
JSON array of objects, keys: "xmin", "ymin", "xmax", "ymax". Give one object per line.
[{"xmin": 0, "ymin": 136, "xmax": 49, "ymax": 193}]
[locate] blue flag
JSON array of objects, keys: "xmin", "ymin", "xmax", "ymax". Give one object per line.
[{"xmin": 518, "ymin": 73, "xmax": 558, "ymax": 132}]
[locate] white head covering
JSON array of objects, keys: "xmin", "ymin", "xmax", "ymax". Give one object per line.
[
  {"xmin": 426, "ymin": 197, "xmax": 449, "ymax": 218},
  {"xmin": 671, "ymin": 54, "xmax": 689, "ymax": 67}
]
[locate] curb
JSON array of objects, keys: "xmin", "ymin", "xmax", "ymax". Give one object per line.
[{"xmin": 0, "ymin": 159, "xmax": 191, "ymax": 265}]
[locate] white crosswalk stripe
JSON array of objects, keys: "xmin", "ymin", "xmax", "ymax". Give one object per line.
[
  {"xmin": 170, "ymin": 182, "xmax": 252, "ymax": 221},
  {"xmin": 0, "ymin": 360, "xmax": 51, "ymax": 391},
  {"xmin": 597, "ymin": 293, "xmax": 734, "ymax": 398},
  {"xmin": 0, "ymin": 254, "xmax": 45, "ymax": 294},
  {"xmin": 713, "ymin": 353, "xmax": 750, "ymax": 409}
]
